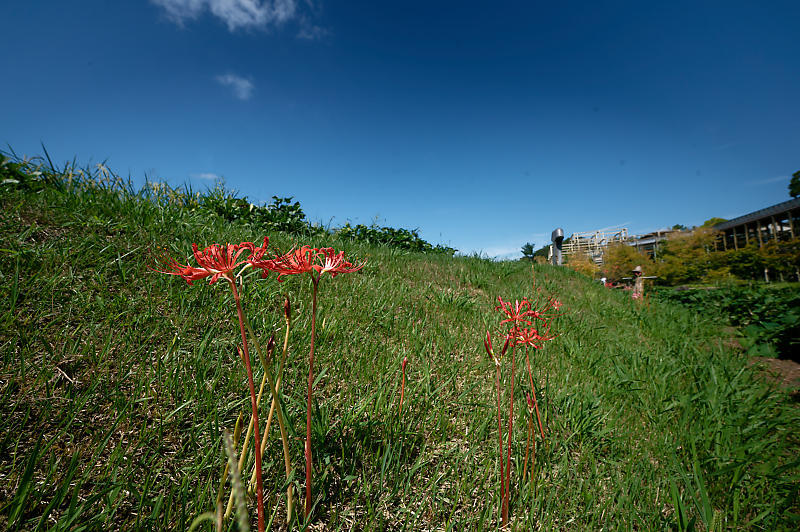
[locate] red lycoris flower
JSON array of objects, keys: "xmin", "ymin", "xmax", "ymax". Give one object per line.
[
  {"xmin": 155, "ymin": 237, "xmax": 268, "ymax": 285},
  {"xmin": 508, "ymin": 325, "xmax": 556, "ymax": 348},
  {"xmin": 495, "ymin": 297, "xmax": 534, "ymax": 327},
  {"xmin": 526, "ymin": 297, "xmax": 561, "ymax": 322},
  {"xmin": 252, "ymin": 245, "xmax": 364, "ymax": 282}
]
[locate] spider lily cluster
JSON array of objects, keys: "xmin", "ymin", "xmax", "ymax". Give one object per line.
[
  {"xmin": 484, "ymin": 295, "xmax": 561, "ymax": 527},
  {"xmin": 155, "ymin": 237, "xmax": 363, "ymax": 530}
]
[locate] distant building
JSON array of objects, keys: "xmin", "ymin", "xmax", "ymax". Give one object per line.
[
  {"xmin": 561, "ymin": 227, "xmax": 678, "ymax": 264},
  {"xmin": 626, "ymin": 229, "xmax": 680, "ymax": 258},
  {"xmin": 714, "ymin": 198, "xmax": 800, "ymax": 250},
  {"xmin": 562, "ymin": 229, "xmax": 629, "ymax": 264}
]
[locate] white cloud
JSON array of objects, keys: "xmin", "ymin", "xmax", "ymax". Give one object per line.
[
  {"xmin": 464, "ymin": 233, "xmax": 548, "ymax": 261},
  {"xmin": 481, "ymin": 245, "xmax": 524, "ymax": 260},
  {"xmin": 215, "ymin": 73, "xmax": 254, "ymax": 100},
  {"xmin": 191, "ymin": 172, "xmax": 221, "ymax": 180},
  {"xmin": 748, "ymin": 175, "xmax": 788, "ymax": 186},
  {"xmin": 152, "ymin": 0, "xmax": 297, "ymax": 31}
]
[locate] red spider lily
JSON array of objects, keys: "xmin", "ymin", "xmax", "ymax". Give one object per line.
[
  {"xmin": 249, "ymin": 244, "xmax": 364, "ymax": 519},
  {"xmin": 508, "ymin": 325, "xmax": 557, "ymax": 348},
  {"xmin": 495, "ymin": 296, "xmax": 534, "ymax": 327},
  {"xmin": 155, "ymin": 237, "xmax": 269, "ymax": 285},
  {"xmin": 251, "ymin": 245, "xmax": 364, "ymax": 282},
  {"xmin": 153, "ymin": 236, "xmax": 271, "ymax": 531},
  {"xmin": 516, "ymin": 297, "xmax": 562, "ymax": 325}
]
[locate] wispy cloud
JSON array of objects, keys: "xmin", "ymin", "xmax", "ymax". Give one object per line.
[
  {"xmin": 481, "ymin": 245, "xmax": 524, "ymax": 260},
  {"xmin": 472, "ymin": 233, "xmax": 548, "ymax": 260},
  {"xmin": 152, "ymin": 0, "xmax": 297, "ymax": 31},
  {"xmin": 191, "ymin": 172, "xmax": 221, "ymax": 180},
  {"xmin": 215, "ymin": 73, "xmax": 254, "ymax": 100},
  {"xmin": 747, "ymin": 175, "xmax": 788, "ymax": 186},
  {"xmin": 297, "ymin": 18, "xmax": 329, "ymax": 40}
]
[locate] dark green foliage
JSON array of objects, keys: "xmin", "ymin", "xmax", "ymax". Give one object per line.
[
  {"xmin": 652, "ymin": 285, "xmax": 800, "ymax": 359},
  {"xmin": 790, "ymin": 171, "xmax": 800, "ymax": 199},
  {"xmin": 532, "ymin": 245, "xmax": 550, "ymax": 258},
  {"xmin": 702, "ymin": 217, "xmax": 728, "ymax": 228},
  {"xmin": 725, "ymin": 246, "xmax": 766, "ymax": 279},
  {"xmin": 520, "ymin": 242, "xmax": 534, "ymax": 260},
  {"xmin": 336, "ymin": 222, "xmax": 456, "ymax": 255},
  {"xmin": 252, "ymin": 196, "xmax": 310, "ymax": 234}
]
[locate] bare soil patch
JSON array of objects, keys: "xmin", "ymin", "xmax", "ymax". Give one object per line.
[{"xmin": 751, "ymin": 357, "xmax": 800, "ymax": 390}]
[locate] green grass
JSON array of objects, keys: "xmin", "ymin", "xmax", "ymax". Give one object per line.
[{"xmin": 1, "ymin": 160, "xmax": 798, "ymax": 530}]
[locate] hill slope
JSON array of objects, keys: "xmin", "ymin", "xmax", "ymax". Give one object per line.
[{"xmin": 1, "ymin": 164, "xmax": 798, "ymax": 530}]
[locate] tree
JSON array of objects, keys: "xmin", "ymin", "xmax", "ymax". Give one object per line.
[
  {"xmin": 790, "ymin": 171, "xmax": 800, "ymax": 199},
  {"xmin": 702, "ymin": 217, "xmax": 728, "ymax": 228},
  {"xmin": 521, "ymin": 242, "xmax": 535, "ymax": 260},
  {"xmin": 533, "ymin": 245, "xmax": 550, "ymax": 258},
  {"xmin": 602, "ymin": 243, "xmax": 654, "ymax": 283},
  {"xmin": 671, "ymin": 224, "xmax": 688, "ymax": 231},
  {"xmin": 565, "ymin": 251, "xmax": 598, "ymax": 277},
  {"xmin": 654, "ymin": 227, "xmax": 722, "ymax": 285}
]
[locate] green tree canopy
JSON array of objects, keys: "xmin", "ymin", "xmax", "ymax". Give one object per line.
[
  {"xmin": 702, "ymin": 217, "xmax": 728, "ymax": 228},
  {"xmin": 521, "ymin": 242, "xmax": 535, "ymax": 260},
  {"xmin": 790, "ymin": 170, "xmax": 800, "ymax": 198}
]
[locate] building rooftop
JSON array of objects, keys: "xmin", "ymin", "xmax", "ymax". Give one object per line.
[{"xmin": 714, "ymin": 198, "xmax": 800, "ymax": 230}]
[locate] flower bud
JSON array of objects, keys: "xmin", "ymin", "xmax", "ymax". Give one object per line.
[
  {"xmin": 266, "ymin": 333, "xmax": 276, "ymax": 362},
  {"xmin": 484, "ymin": 331, "xmax": 493, "ymax": 356}
]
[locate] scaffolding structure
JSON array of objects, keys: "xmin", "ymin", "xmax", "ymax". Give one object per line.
[{"xmin": 562, "ymin": 229, "xmax": 629, "ymax": 264}]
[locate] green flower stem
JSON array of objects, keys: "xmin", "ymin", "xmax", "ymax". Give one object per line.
[
  {"xmin": 242, "ymin": 314, "xmax": 295, "ymax": 524},
  {"xmin": 215, "ymin": 412, "xmax": 244, "ymax": 508},
  {"xmin": 249, "ymin": 312, "xmax": 291, "ymax": 492},
  {"xmin": 228, "ymin": 280, "xmax": 265, "ymax": 532},
  {"xmin": 224, "ymin": 353, "xmax": 270, "ymax": 519}
]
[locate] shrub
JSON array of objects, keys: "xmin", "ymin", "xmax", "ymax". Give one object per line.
[{"xmin": 602, "ymin": 243, "xmax": 653, "ymax": 283}]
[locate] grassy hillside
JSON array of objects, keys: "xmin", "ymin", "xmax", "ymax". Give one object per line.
[{"xmin": 1, "ymin": 158, "xmax": 798, "ymax": 530}]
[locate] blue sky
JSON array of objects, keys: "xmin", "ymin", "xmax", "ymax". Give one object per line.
[{"xmin": 2, "ymin": 1, "xmax": 798, "ymax": 258}]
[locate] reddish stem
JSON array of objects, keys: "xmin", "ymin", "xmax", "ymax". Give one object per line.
[
  {"xmin": 304, "ymin": 275, "xmax": 319, "ymax": 518},
  {"xmin": 525, "ymin": 347, "xmax": 546, "ymax": 440},
  {"xmin": 229, "ymin": 279, "xmax": 265, "ymax": 532},
  {"xmin": 495, "ymin": 363, "xmax": 507, "ymax": 527},
  {"xmin": 399, "ymin": 359, "xmax": 406, "ymax": 416},
  {"xmin": 504, "ymin": 343, "xmax": 516, "ymax": 519}
]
